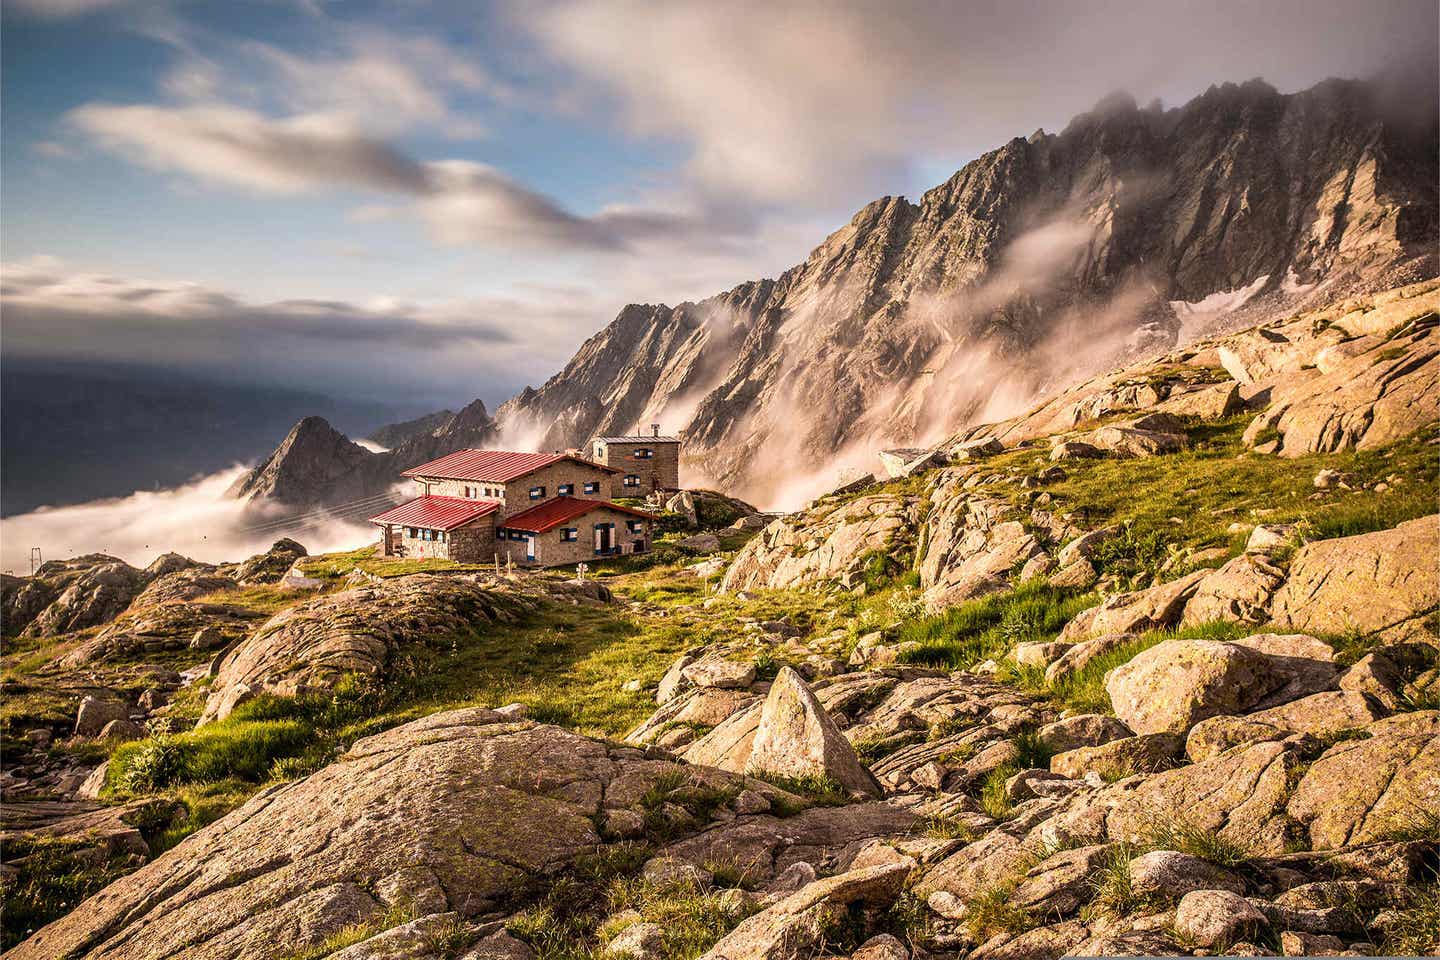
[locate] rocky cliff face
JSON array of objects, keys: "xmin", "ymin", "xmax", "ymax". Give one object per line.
[
  {"xmin": 497, "ymin": 77, "xmax": 1437, "ymax": 505},
  {"xmin": 235, "ymin": 75, "xmax": 1437, "ymax": 512},
  {"xmin": 228, "ymin": 399, "xmax": 499, "ymax": 510}
]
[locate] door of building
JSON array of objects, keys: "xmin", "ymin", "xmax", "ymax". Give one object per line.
[
  {"xmin": 594, "ymin": 522, "xmax": 613, "ymax": 553},
  {"xmin": 525, "ymin": 535, "xmax": 536, "ymax": 562}
]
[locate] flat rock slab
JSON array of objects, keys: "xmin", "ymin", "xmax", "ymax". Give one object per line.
[{"xmin": 8, "ymin": 709, "xmax": 792, "ymax": 960}]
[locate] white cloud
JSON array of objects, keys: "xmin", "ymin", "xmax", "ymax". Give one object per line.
[
  {"xmin": 0, "ymin": 466, "xmax": 376, "ymax": 573},
  {"xmin": 67, "ymin": 103, "xmax": 737, "ymax": 254},
  {"xmin": 69, "ymin": 104, "xmax": 431, "ymax": 194},
  {"xmin": 524, "ymin": 0, "xmax": 1439, "ymax": 209}
]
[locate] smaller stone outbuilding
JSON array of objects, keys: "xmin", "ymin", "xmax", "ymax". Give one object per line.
[
  {"xmin": 497, "ymin": 498, "xmax": 655, "ymax": 567},
  {"xmin": 590, "ymin": 426, "xmax": 681, "ymax": 495},
  {"xmin": 368, "ymin": 496, "xmax": 500, "ymax": 562}
]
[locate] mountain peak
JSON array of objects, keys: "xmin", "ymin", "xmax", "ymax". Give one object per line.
[{"xmin": 228, "ymin": 417, "xmax": 374, "ymax": 505}]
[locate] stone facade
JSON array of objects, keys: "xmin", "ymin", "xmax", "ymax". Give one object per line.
[
  {"xmin": 590, "ymin": 436, "xmax": 681, "ymax": 495},
  {"xmin": 498, "ymin": 507, "xmax": 653, "ymax": 567},
  {"xmin": 389, "ymin": 519, "xmax": 497, "ymax": 563}
]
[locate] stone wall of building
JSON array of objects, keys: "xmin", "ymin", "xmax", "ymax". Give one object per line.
[
  {"xmin": 499, "ymin": 460, "xmax": 615, "ymax": 515},
  {"xmin": 592, "ymin": 440, "xmax": 680, "ymax": 495},
  {"xmin": 497, "ymin": 509, "xmax": 653, "ymax": 568}
]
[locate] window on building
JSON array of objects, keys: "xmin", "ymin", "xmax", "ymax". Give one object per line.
[
  {"xmin": 557, "ymin": 483, "xmax": 574, "ymax": 496},
  {"xmin": 593, "ymin": 443, "xmax": 605, "ymax": 459},
  {"xmin": 627, "ymin": 520, "xmax": 644, "ymax": 533},
  {"xmin": 560, "ymin": 527, "xmax": 578, "ymax": 542},
  {"xmin": 634, "ymin": 448, "xmax": 653, "ymax": 459},
  {"xmin": 623, "ymin": 474, "xmax": 641, "ymax": 487},
  {"xmin": 529, "ymin": 485, "xmax": 545, "ymax": 499},
  {"xmin": 407, "ymin": 527, "xmax": 417, "ymax": 538},
  {"xmin": 583, "ymin": 481, "xmax": 600, "ymax": 494}
]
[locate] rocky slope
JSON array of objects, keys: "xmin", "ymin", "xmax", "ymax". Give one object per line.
[
  {"xmin": 8, "ymin": 272, "xmax": 1438, "ymax": 958},
  {"xmin": 233, "ymin": 74, "xmax": 1437, "ymax": 512},
  {"xmin": 496, "ymin": 76, "xmax": 1437, "ymax": 504}
]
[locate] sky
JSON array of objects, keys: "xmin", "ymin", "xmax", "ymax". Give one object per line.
[{"xmin": 3, "ymin": 0, "xmax": 1437, "ymax": 412}]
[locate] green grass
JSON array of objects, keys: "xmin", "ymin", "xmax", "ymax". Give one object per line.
[
  {"xmin": 1379, "ymin": 884, "xmax": 1440, "ymax": 957},
  {"xmin": 1082, "ymin": 843, "xmax": 1146, "ymax": 920},
  {"xmin": 0, "ymin": 834, "xmax": 144, "ymax": 949},
  {"xmin": 972, "ymin": 417, "xmax": 1439, "ymax": 575},
  {"xmin": 1001, "ymin": 620, "xmax": 1247, "ymax": 715},
  {"xmin": 894, "ymin": 580, "xmax": 1098, "ymax": 670},
  {"xmin": 504, "ymin": 840, "xmax": 761, "ymax": 960},
  {"xmin": 1142, "ymin": 818, "xmax": 1253, "ymax": 868},
  {"xmin": 964, "ymin": 882, "xmax": 1034, "ymax": 941},
  {"xmin": 749, "ymin": 771, "xmax": 849, "ymax": 806}
]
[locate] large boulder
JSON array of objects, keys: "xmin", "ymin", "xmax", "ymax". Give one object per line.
[
  {"xmin": 1104, "ymin": 638, "xmax": 1283, "ymax": 734},
  {"xmin": 1174, "ymin": 890, "xmax": 1269, "ymax": 947},
  {"xmin": 200, "ymin": 574, "xmax": 538, "ymax": 723},
  {"xmin": 916, "ymin": 488, "xmax": 1042, "ymax": 601},
  {"xmin": 1246, "ymin": 311, "xmax": 1437, "ymax": 457},
  {"xmin": 721, "ymin": 495, "xmax": 918, "ymax": 593},
  {"xmin": 234, "ymin": 538, "xmax": 309, "ymax": 585},
  {"xmin": 1058, "ymin": 570, "xmax": 1209, "ymax": 641},
  {"xmin": 1286, "ymin": 731, "xmax": 1440, "ymax": 850},
  {"xmin": 22, "ymin": 561, "xmax": 146, "ymax": 637},
  {"xmin": 1180, "ymin": 553, "xmax": 1286, "ymax": 626},
  {"xmin": 1, "ymin": 573, "xmax": 58, "ymax": 636},
  {"xmin": 1106, "ymin": 740, "xmax": 1299, "ymax": 855},
  {"xmin": 9, "ymin": 710, "xmax": 796, "ymax": 960},
  {"xmin": 1269, "ymin": 515, "xmax": 1440, "ymax": 639},
  {"xmin": 736, "ymin": 667, "xmax": 881, "ymax": 798}
]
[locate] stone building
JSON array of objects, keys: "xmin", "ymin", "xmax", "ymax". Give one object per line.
[
  {"xmin": 589, "ymin": 425, "xmax": 681, "ymax": 495},
  {"xmin": 368, "ymin": 449, "xmax": 654, "ymax": 567}
]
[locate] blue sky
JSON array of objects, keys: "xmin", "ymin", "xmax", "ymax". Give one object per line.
[{"xmin": 3, "ymin": 0, "xmax": 1435, "ymax": 409}]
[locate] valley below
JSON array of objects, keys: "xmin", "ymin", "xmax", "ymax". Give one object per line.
[{"xmin": 3, "ymin": 279, "xmax": 1437, "ymax": 959}]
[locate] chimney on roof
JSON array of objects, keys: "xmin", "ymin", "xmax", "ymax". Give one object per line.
[{"xmin": 651, "ymin": 423, "xmax": 660, "ymax": 437}]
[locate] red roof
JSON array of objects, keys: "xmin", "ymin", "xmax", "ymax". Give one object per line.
[
  {"xmin": 368, "ymin": 496, "xmax": 499, "ymax": 531},
  {"xmin": 501, "ymin": 497, "xmax": 654, "ymax": 533},
  {"xmin": 402, "ymin": 449, "xmax": 618, "ymax": 482}
]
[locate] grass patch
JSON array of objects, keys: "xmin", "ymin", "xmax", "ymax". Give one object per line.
[
  {"xmin": 1379, "ymin": 884, "xmax": 1440, "ymax": 957},
  {"xmin": 964, "ymin": 881, "xmax": 1034, "ymax": 941},
  {"xmin": 894, "ymin": 580, "xmax": 1097, "ymax": 671},
  {"xmin": 750, "ymin": 771, "xmax": 849, "ymax": 806},
  {"xmin": 1142, "ymin": 818, "xmax": 1253, "ymax": 868},
  {"xmin": 505, "ymin": 841, "xmax": 760, "ymax": 960},
  {"xmin": 973, "ymin": 417, "xmax": 1439, "ymax": 571},
  {"xmin": 0, "ymin": 834, "xmax": 141, "ymax": 950}
]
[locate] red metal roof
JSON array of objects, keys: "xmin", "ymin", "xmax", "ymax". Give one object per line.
[
  {"xmin": 368, "ymin": 496, "xmax": 499, "ymax": 531},
  {"xmin": 402, "ymin": 449, "xmax": 619, "ymax": 482},
  {"xmin": 501, "ymin": 497, "xmax": 654, "ymax": 533}
]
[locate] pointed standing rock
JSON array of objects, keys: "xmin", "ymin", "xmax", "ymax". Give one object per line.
[{"xmin": 745, "ymin": 667, "xmax": 882, "ymax": 799}]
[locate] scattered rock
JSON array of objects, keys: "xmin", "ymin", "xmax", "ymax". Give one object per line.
[
  {"xmin": 743, "ymin": 668, "xmax": 882, "ymax": 798},
  {"xmin": 697, "ymin": 859, "xmax": 912, "ymax": 960},
  {"xmin": 98, "ymin": 719, "xmax": 146, "ymax": 742},
  {"xmin": 1058, "ymin": 570, "xmax": 1209, "ymax": 641},
  {"xmin": 1286, "ymin": 730, "xmax": 1440, "ymax": 849},
  {"xmin": 74, "ymin": 697, "xmax": 131, "ymax": 737},
  {"xmin": 1174, "ymin": 890, "xmax": 1269, "ymax": 947},
  {"xmin": 681, "ymin": 657, "xmax": 758, "ymax": 690},
  {"xmin": 1037, "ymin": 714, "xmax": 1133, "ymax": 754},
  {"xmin": 1269, "ymin": 514, "xmax": 1440, "ymax": 639},
  {"xmin": 1129, "ymin": 850, "xmax": 1245, "ymax": 899},
  {"xmin": 1050, "ymin": 733, "xmax": 1181, "ymax": 780},
  {"xmin": 1104, "ymin": 638, "xmax": 1282, "ymax": 735}
]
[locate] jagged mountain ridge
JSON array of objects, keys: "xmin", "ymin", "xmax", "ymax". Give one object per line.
[
  {"xmin": 230, "ymin": 399, "xmax": 499, "ymax": 509},
  {"xmin": 495, "ymin": 77, "xmax": 1437, "ymax": 504},
  {"xmin": 237, "ymin": 75, "xmax": 1437, "ymax": 510}
]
